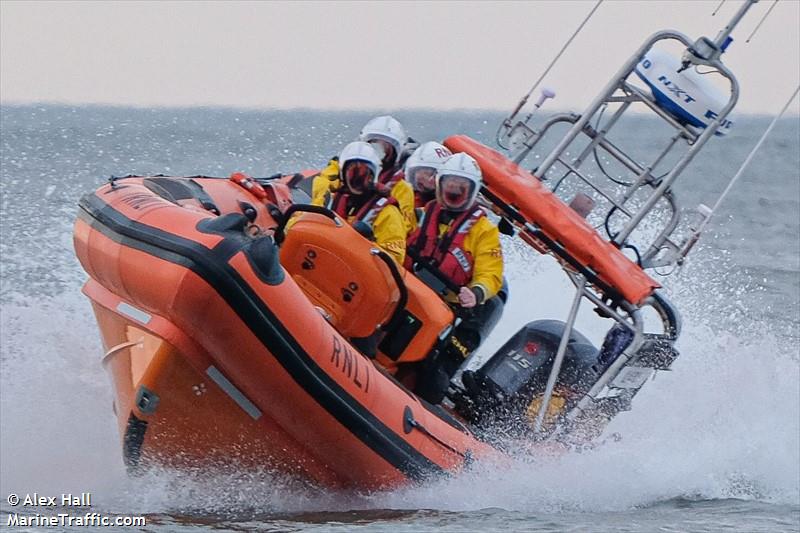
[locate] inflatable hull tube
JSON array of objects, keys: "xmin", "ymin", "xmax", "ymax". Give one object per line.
[{"xmin": 74, "ymin": 177, "xmax": 497, "ymax": 489}]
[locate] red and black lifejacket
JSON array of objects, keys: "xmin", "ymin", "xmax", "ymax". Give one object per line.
[
  {"xmin": 330, "ymin": 189, "xmax": 398, "ymax": 228},
  {"xmin": 378, "ymin": 166, "xmax": 403, "ymax": 187},
  {"xmin": 406, "ymin": 202, "xmax": 485, "ymax": 287}
]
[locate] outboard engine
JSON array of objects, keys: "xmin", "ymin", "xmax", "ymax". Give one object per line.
[{"xmin": 457, "ymin": 320, "xmax": 599, "ymax": 436}]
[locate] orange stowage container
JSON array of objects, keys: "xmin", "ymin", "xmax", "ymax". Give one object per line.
[
  {"xmin": 375, "ymin": 271, "xmax": 454, "ymax": 371},
  {"xmin": 281, "ymin": 212, "xmax": 454, "ymax": 370},
  {"xmin": 444, "ymin": 135, "xmax": 660, "ymax": 306},
  {"xmin": 74, "ymin": 176, "xmax": 498, "ymax": 490},
  {"xmin": 280, "ymin": 212, "xmax": 400, "ymax": 338}
]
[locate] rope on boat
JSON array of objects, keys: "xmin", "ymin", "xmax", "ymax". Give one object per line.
[
  {"xmin": 696, "ymin": 85, "xmax": 800, "ymax": 235},
  {"xmin": 497, "ymin": 0, "xmax": 604, "ymax": 147},
  {"xmin": 403, "ymin": 407, "xmax": 466, "ymax": 458},
  {"xmin": 712, "ymin": 0, "xmax": 728, "ymax": 17}
]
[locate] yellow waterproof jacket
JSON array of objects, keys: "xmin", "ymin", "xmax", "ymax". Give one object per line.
[
  {"xmin": 388, "ymin": 178, "xmax": 416, "ymax": 235},
  {"xmin": 334, "ymin": 197, "xmax": 406, "ymax": 265},
  {"xmin": 311, "ymin": 158, "xmax": 341, "ymax": 207},
  {"xmin": 444, "ymin": 215, "xmax": 503, "ymax": 302},
  {"xmin": 338, "ymin": 199, "xmax": 407, "ymax": 265},
  {"xmin": 311, "ymin": 160, "xmax": 416, "ymax": 235}
]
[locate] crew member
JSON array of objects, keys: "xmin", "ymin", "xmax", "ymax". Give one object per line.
[
  {"xmin": 311, "ymin": 115, "xmax": 416, "ymax": 234},
  {"xmin": 404, "ymin": 141, "xmax": 452, "ymax": 211},
  {"xmin": 405, "ymin": 152, "xmax": 505, "ymax": 403},
  {"xmin": 328, "ymin": 141, "xmax": 407, "ymax": 264}
]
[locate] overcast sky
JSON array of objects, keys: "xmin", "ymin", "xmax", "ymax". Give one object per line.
[{"xmin": 1, "ymin": 1, "xmax": 798, "ymax": 114}]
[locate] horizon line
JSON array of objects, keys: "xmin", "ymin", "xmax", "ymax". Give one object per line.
[{"xmin": 2, "ymin": 99, "xmax": 798, "ymax": 118}]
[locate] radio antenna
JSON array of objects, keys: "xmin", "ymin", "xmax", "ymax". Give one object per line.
[
  {"xmin": 497, "ymin": 0, "xmax": 603, "ymax": 147},
  {"xmin": 696, "ymin": 85, "xmax": 799, "ymax": 235},
  {"xmin": 746, "ymin": 0, "xmax": 779, "ymax": 43}
]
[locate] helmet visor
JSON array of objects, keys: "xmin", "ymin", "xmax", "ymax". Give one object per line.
[
  {"xmin": 367, "ymin": 137, "xmax": 397, "ymax": 166},
  {"xmin": 407, "ymin": 166, "xmax": 437, "ymax": 193},
  {"xmin": 343, "ymin": 160, "xmax": 375, "ymax": 194},
  {"xmin": 438, "ymin": 174, "xmax": 476, "ymax": 211}
]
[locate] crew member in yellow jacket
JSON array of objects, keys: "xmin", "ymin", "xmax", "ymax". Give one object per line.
[
  {"xmin": 405, "ymin": 152, "xmax": 506, "ymax": 404},
  {"xmin": 311, "ymin": 115, "xmax": 417, "ymax": 234},
  {"xmin": 324, "ymin": 141, "xmax": 407, "ymax": 265}
]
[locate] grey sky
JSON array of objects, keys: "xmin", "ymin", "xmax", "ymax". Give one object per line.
[{"xmin": 1, "ymin": 0, "xmax": 798, "ymax": 114}]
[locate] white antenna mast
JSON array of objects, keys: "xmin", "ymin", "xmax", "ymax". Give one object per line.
[
  {"xmin": 696, "ymin": 85, "xmax": 800, "ymax": 235},
  {"xmin": 497, "ymin": 0, "xmax": 603, "ymax": 148},
  {"xmin": 746, "ymin": 0, "xmax": 779, "ymax": 42}
]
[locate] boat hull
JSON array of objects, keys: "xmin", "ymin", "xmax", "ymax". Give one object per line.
[{"xmin": 75, "ymin": 176, "xmax": 496, "ymax": 490}]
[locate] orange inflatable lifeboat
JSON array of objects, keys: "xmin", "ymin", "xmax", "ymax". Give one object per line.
[
  {"xmin": 75, "ymin": 137, "xmax": 679, "ymax": 491},
  {"xmin": 75, "ymin": 173, "xmax": 498, "ymax": 490}
]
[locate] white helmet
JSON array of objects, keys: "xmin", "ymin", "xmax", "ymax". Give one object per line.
[
  {"xmin": 359, "ymin": 115, "xmax": 408, "ymax": 167},
  {"xmin": 435, "ymin": 153, "xmax": 482, "ymax": 212},
  {"xmin": 339, "ymin": 141, "xmax": 382, "ymax": 195},
  {"xmin": 405, "ymin": 141, "xmax": 452, "ymax": 194}
]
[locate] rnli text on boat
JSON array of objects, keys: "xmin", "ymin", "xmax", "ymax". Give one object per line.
[{"xmin": 331, "ymin": 336, "xmax": 371, "ymax": 393}]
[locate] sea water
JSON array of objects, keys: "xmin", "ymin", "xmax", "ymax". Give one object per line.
[{"xmin": 0, "ymin": 105, "xmax": 798, "ymax": 532}]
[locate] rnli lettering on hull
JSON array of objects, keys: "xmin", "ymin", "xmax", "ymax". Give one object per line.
[{"xmin": 331, "ymin": 336, "xmax": 371, "ymax": 393}]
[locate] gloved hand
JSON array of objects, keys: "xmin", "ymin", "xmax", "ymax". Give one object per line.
[{"xmin": 458, "ymin": 286, "xmax": 478, "ymax": 308}]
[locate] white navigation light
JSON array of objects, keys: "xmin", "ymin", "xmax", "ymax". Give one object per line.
[
  {"xmin": 634, "ymin": 48, "xmax": 733, "ymax": 136},
  {"xmin": 536, "ymin": 87, "xmax": 556, "ymax": 106}
]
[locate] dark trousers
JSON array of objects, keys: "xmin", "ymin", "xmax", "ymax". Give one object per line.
[{"xmin": 415, "ymin": 285, "xmax": 507, "ymax": 405}]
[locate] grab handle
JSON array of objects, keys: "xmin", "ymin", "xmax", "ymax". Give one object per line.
[{"xmin": 272, "ymin": 204, "xmax": 341, "ymax": 245}]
